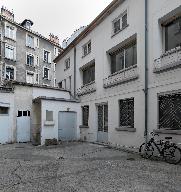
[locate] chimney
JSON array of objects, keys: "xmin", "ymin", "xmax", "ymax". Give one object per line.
[
  {"xmin": 1, "ymin": 6, "xmax": 14, "ymax": 21},
  {"xmin": 49, "ymin": 33, "xmax": 59, "ymax": 45}
]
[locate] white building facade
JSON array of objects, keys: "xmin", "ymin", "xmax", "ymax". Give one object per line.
[{"xmin": 55, "ymin": 0, "xmax": 181, "ymax": 148}]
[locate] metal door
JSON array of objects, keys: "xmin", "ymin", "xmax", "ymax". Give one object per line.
[
  {"xmin": 58, "ymin": 112, "xmax": 77, "ymax": 141},
  {"xmin": 17, "ymin": 110, "xmax": 30, "ymax": 142},
  {"xmin": 97, "ymin": 104, "xmax": 108, "ymax": 143}
]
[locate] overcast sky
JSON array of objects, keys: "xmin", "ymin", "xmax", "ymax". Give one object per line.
[{"xmin": 0, "ymin": 0, "xmax": 113, "ymax": 44}]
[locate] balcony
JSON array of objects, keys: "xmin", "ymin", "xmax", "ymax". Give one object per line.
[
  {"xmin": 103, "ymin": 65, "xmax": 139, "ymax": 88},
  {"xmin": 153, "ymin": 46, "xmax": 181, "ymax": 73},
  {"xmin": 77, "ymin": 81, "xmax": 96, "ymax": 96}
]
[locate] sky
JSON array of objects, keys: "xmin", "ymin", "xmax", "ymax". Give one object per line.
[{"xmin": 0, "ymin": 0, "xmax": 113, "ymax": 44}]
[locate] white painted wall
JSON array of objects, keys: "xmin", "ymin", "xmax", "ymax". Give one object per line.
[
  {"xmin": 41, "ymin": 100, "xmax": 81, "ymax": 145},
  {"xmin": 56, "ymin": 0, "xmax": 146, "ymax": 147}
]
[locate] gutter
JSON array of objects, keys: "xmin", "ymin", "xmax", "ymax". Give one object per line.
[
  {"xmin": 74, "ymin": 47, "xmax": 76, "ymax": 98},
  {"xmin": 144, "ymin": 0, "xmax": 148, "ymax": 143}
]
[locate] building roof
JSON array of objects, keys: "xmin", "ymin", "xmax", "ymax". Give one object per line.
[
  {"xmin": 54, "ymin": 0, "xmax": 125, "ymax": 63},
  {"xmin": 33, "ymin": 96, "xmax": 80, "ymax": 103},
  {"xmin": 0, "ymin": 15, "xmax": 62, "ymax": 48}
]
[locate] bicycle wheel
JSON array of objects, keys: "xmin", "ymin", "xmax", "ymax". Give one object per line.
[
  {"xmin": 163, "ymin": 146, "xmax": 181, "ymax": 164},
  {"xmin": 139, "ymin": 143, "xmax": 154, "ymax": 158}
]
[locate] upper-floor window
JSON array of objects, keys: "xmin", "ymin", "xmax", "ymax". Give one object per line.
[
  {"xmin": 54, "ymin": 47, "xmax": 59, "ymax": 56},
  {"xmin": 26, "ymin": 53, "xmax": 34, "ymax": 66},
  {"xmin": 110, "ymin": 42, "xmax": 137, "ymax": 74},
  {"xmin": 165, "ymin": 17, "xmax": 181, "ymax": 51},
  {"xmin": 82, "ymin": 41, "xmax": 91, "ymax": 57},
  {"xmin": 43, "ymin": 50, "xmax": 51, "ymax": 63},
  {"xmin": 5, "ymin": 44, "xmax": 16, "ymax": 61},
  {"xmin": 43, "ymin": 67, "xmax": 50, "ymax": 80},
  {"xmin": 113, "ymin": 11, "xmax": 127, "ymax": 35},
  {"xmin": 5, "ymin": 24, "xmax": 16, "ymax": 40},
  {"xmin": 26, "ymin": 71, "xmax": 34, "ymax": 84},
  {"xmin": 64, "ymin": 58, "xmax": 70, "ymax": 70},
  {"xmin": 26, "ymin": 34, "xmax": 34, "ymax": 48},
  {"xmin": 5, "ymin": 66, "xmax": 15, "ymax": 80},
  {"xmin": 82, "ymin": 64, "xmax": 95, "ymax": 85}
]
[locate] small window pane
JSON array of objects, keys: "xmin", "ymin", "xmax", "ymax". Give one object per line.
[
  {"xmin": 122, "ymin": 13, "xmax": 127, "ymax": 28},
  {"xmin": 0, "ymin": 107, "xmax": 9, "ymax": 115},
  {"xmin": 46, "ymin": 110, "xmax": 53, "ymax": 121},
  {"xmin": 17, "ymin": 111, "xmax": 22, "ymax": 117},
  {"xmin": 23, "ymin": 111, "xmax": 27, "ymax": 116}
]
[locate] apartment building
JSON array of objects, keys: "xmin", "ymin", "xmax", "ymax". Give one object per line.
[
  {"xmin": 0, "ymin": 7, "xmax": 61, "ymax": 87},
  {"xmin": 55, "ymin": 0, "xmax": 181, "ymax": 148}
]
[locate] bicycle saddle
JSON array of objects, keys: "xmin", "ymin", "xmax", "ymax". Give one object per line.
[{"xmin": 165, "ymin": 137, "xmax": 172, "ymax": 140}]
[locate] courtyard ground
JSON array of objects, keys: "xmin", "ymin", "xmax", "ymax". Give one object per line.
[{"xmin": 0, "ymin": 142, "xmax": 180, "ymax": 192}]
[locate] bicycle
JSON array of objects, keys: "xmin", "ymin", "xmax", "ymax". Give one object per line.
[{"xmin": 139, "ymin": 132, "xmax": 181, "ymax": 164}]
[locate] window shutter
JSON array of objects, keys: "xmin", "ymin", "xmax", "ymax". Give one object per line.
[
  {"xmin": 48, "ymin": 52, "xmax": 51, "ymax": 63},
  {"xmin": 4, "ymin": 23, "xmax": 8, "ymax": 37},
  {"xmin": 14, "ymin": 47, "xmax": 16, "ymax": 61},
  {"xmin": 36, "ymin": 56, "xmax": 39, "ymax": 66},
  {"xmin": 5, "ymin": 45, "xmax": 8, "ymax": 58},
  {"xmin": 34, "ymin": 37, "xmax": 39, "ymax": 48},
  {"xmin": 13, "ymin": 29, "xmax": 16, "ymax": 40},
  {"xmin": 26, "ymin": 34, "xmax": 28, "ymax": 46}
]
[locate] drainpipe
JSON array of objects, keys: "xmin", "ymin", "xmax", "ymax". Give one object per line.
[
  {"xmin": 144, "ymin": 0, "xmax": 148, "ymax": 143},
  {"xmin": 74, "ymin": 47, "xmax": 76, "ymax": 98}
]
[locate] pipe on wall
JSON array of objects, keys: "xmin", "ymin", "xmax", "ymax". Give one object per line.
[
  {"xmin": 144, "ymin": 0, "xmax": 148, "ymax": 143},
  {"xmin": 74, "ymin": 47, "xmax": 76, "ymax": 98}
]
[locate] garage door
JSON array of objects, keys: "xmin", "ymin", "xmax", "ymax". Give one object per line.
[
  {"xmin": 58, "ymin": 112, "xmax": 77, "ymax": 141},
  {"xmin": 17, "ymin": 110, "xmax": 30, "ymax": 143},
  {"xmin": 0, "ymin": 105, "xmax": 11, "ymax": 144}
]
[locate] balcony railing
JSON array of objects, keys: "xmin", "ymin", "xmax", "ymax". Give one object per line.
[
  {"xmin": 153, "ymin": 46, "xmax": 181, "ymax": 73},
  {"xmin": 103, "ymin": 65, "xmax": 139, "ymax": 88},
  {"xmin": 77, "ymin": 81, "xmax": 96, "ymax": 96}
]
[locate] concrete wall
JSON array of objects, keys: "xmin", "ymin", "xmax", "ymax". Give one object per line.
[{"xmin": 41, "ymin": 100, "xmax": 81, "ymax": 145}]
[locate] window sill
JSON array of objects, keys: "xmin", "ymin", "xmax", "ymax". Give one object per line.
[
  {"xmin": 79, "ymin": 125, "xmax": 89, "ymax": 129},
  {"xmin": 5, "ymin": 57, "xmax": 16, "ymax": 62},
  {"xmin": 81, "ymin": 80, "xmax": 95, "ymax": 88},
  {"xmin": 64, "ymin": 68, "xmax": 70, "ymax": 71},
  {"xmin": 82, "ymin": 51, "xmax": 91, "ymax": 59},
  {"xmin": 115, "ymin": 127, "xmax": 136, "ymax": 132},
  {"xmin": 111, "ymin": 24, "xmax": 129, "ymax": 38},
  {"xmin": 26, "ymin": 45, "xmax": 35, "ymax": 50},
  {"xmin": 43, "ymin": 78, "xmax": 51, "ymax": 81},
  {"xmin": 154, "ymin": 129, "xmax": 181, "ymax": 135},
  {"xmin": 44, "ymin": 121, "xmax": 55, "ymax": 126},
  {"xmin": 4, "ymin": 36, "xmax": 16, "ymax": 42}
]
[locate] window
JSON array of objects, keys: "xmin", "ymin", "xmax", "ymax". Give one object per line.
[
  {"xmin": 82, "ymin": 41, "xmax": 91, "ymax": 57},
  {"xmin": 159, "ymin": 93, "xmax": 181, "ymax": 130},
  {"xmin": 5, "ymin": 44, "xmax": 16, "ymax": 60},
  {"xmin": 110, "ymin": 42, "xmax": 137, "ymax": 74},
  {"xmin": 83, "ymin": 64, "xmax": 95, "ymax": 85},
  {"xmin": 26, "ymin": 71, "xmax": 34, "ymax": 84},
  {"xmin": 43, "ymin": 50, "xmax": 51, "ymax": 63},
  {"xmin": 98, "ymin": 104, "xmax": 108, "ymax": 132},
  {"xmin": 26, "ymin": 54, "xmax": 34, "ymax": 66},
  {"xmin": 43, "ymin": 67, "xmax": 50, "ymax": 79},
  {"xmin": 82, "ymin": 106, "xmax": 89, "ymax": 126},
  {"xmin": 54, "ymin": 47, "xmax": 59, "ymax": 56},
  {"xmin": 5, "ymin": 24, "xmax": 16, "ymax": 40},
  {"xmin": 113, "ymin": 12, "xmax": 128, "ymax": 35},
  {"xmin": 65, "ymin": 58, "xmax": 70, "ymax": 70},
  {"xmin": 58, "ymin": 81, "xmax": 62, "ymax": 88},
  {"xmin": 165, "ymin": 17, "xmax": 181, "ymax": 51},
  {"xmin": 46, "ymin": 110, "xmax": 53, "ymax": 121},
  {"xmin": 26, "ymin": 34, "xmax": 34, "ymax": 48},
  {"xmin": 5, "ymin": 66, "xmax": 15, "ymax": 80},
  {"xmin": 119, "ymin": 98, "xmax": 134, "ymax": 128},
  {"xmin": 0, "ymin": 107, "xmax": 9, "ymax": 115}
]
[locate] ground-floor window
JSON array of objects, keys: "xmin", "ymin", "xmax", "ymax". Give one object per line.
[
  {"xmin": 159, "ymin": 93, "xmax": 181, "ymax": 130},
  {"xmin": 119, "ymin": 98, "xmax": 134, "ymax": 128},
  {"xmin": 0, "ymin": 107, "xmax": 9, "ymax": 115},
  {"xmin": 82, "ymin": 106, "xmax": 89, "ymax": 126},
  {"xmin": 98, "ymin": 104, "xmax": 108, "ymax": 132}
]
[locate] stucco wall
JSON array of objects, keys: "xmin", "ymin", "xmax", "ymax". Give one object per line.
[{"xmin": 41, "ymin": 100, "xmax": 81, "ymax": 145}]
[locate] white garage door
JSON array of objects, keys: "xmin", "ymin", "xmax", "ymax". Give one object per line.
[
  {"xmin": 58, "ymin": 112, "xmax": 77, "ymax": 141},
  {"xmin": 0, "ymin": 106, "xmax": 11, "ymax": 144},
  {"xmin": 17, "ymin": 110, "xmax": 30, "ymax": 143}
]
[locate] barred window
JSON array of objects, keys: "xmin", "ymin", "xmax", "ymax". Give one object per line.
[
  {"xmin": 82, "ymin": 106, "xmax": 89, "ymax": 126},
  {"xmin": 119, "ymin": 98, "xmax": 134, "ymax": 128},
  {"xmin": 159, "ymin": 93, "xmax": 181, "ymax": 130}
]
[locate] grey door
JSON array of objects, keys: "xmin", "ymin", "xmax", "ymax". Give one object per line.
[
  {"xmin": 58, "ymin": 112, "xmax": 77, "ymax": 141},
  {"xmin": 97, "ymin": 104, "xmax": 108, "ymax": 143}
]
